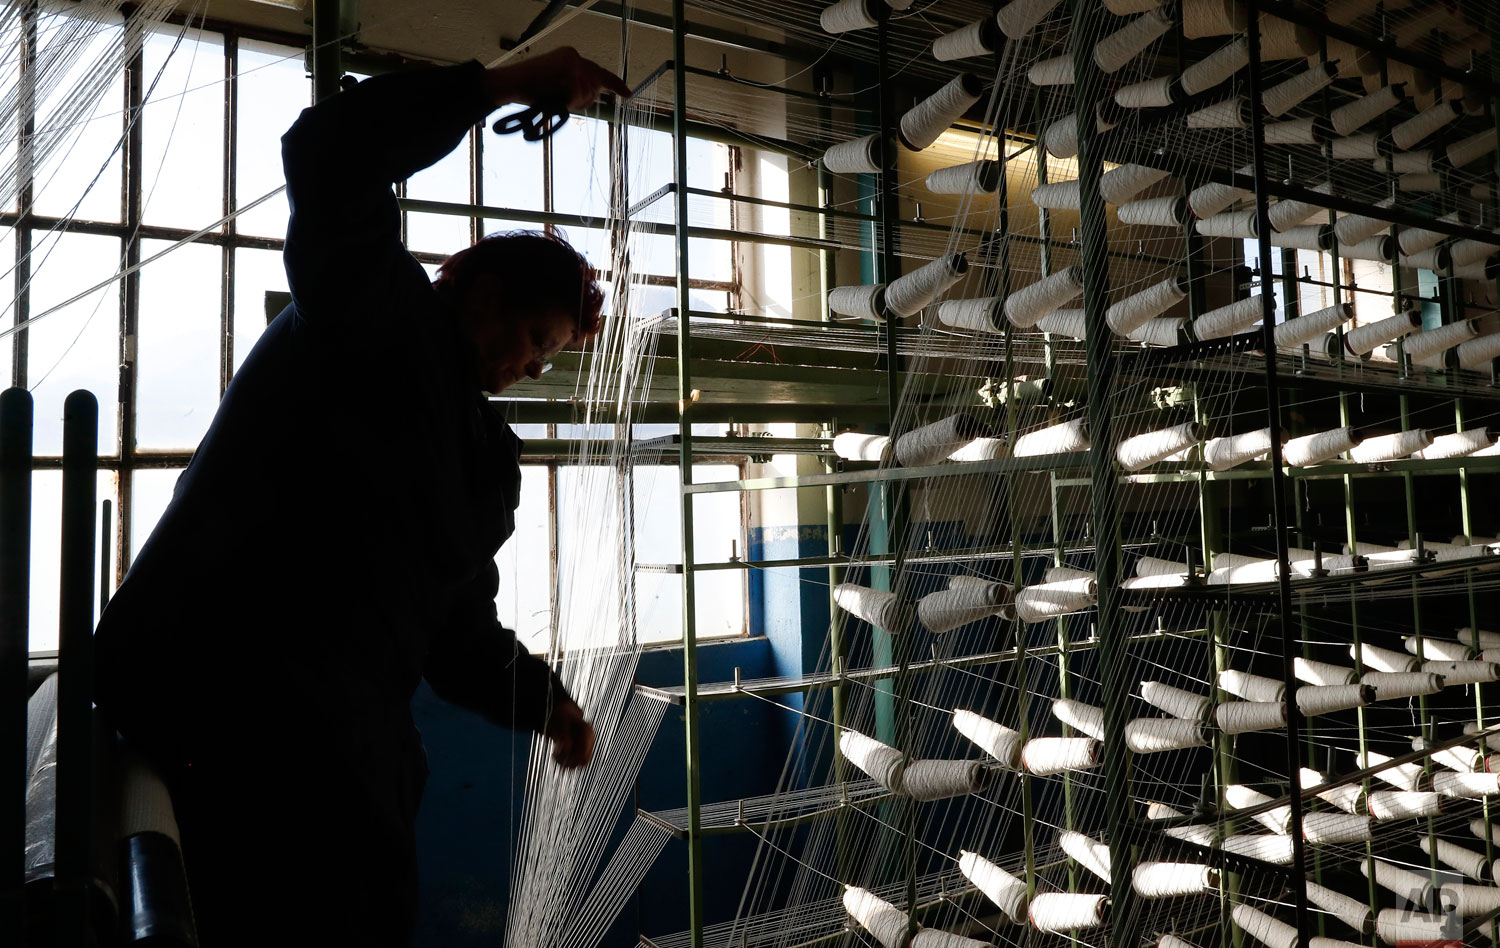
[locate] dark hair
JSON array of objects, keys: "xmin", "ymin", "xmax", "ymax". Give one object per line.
[{"xmin": 434, "ymin": 229, "xmax": 604, "ymax": 340}]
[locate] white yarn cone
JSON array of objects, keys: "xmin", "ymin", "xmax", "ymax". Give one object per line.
[
  {"xmin": 1302, "ymin": 811, "xmax": 1372, "ymax": 843},
  {"xmin": 1014, "ymin": 578, "xmax": 1096, "ymax": 622},
  {"xmin": 1352, "ymin": 641, "xmax": 1421, "ymax": 672},
  {"xmin": 1107, "ymin": 276, "xmax": 1187, "ymax": 335},
  {"xmin": 1284, "ymin": 427, "xmax": 1361, "ymax": 466},
  {"xmin": 835, "ymin": 583, "xmax": 912, "ymax": 632},
  {"xmin": 1297, "ymin": 684, "xmax": 1371, "ymax": 716},
  {"xmin": 901, "ymin": 759, "xmax": 990, "ymax": 801},
  {"xmin": 1366, "ymin": 789, "xmax": 1443, "ymax": 820},
  {"xmin": 1140, "ymin": 680, "xmax": 1211, "ymax": 721},
  {"xmin": 1219, "ymin": 669, "xmax": 1286, "ymax": 702},
  {"xmin": 1180, "ymin": 36, "xmax": 1248, "ymax": 94},
  {"xmin": 1116, "ymin": 422, "xmax": 1203, "ymax": 471},
  {"xmin": 1051, "ymin": 698, "xmax": 1105, "ymax": 740},
  {"xmin": 1274, "ymin": 303, "xmax": 1350, "ymax": 348},
  {"xmin": 1013, "ymin": 420, "xmax": 1089, "ymax": 457},
  {"xmin": 1132, "ymin": 862, "xmax": 1216, "ymax": 897},
  {"xmin": 885, "ymin": 254, "xmax": 968, "ymax": 318},
  {"xmin": 1005, "ymin": 267, "xmax": 1083, "ymax": 328},
  {"xmin": 1295, "ymin": 657, "xmax": 1357, "ymax": 686},
  {"xmin": 1215, "ymin": 701, "xmax": 1285, "ymax": 734},
  {"xmin": 1125, "ymin": 717, "xmax": 1210, "ymax": 753},
  {"xmin": 1028, "ymin": 893, "xmax": 1107, "ymax": 932},
  {"xmin": 918, "ymin": 583, "xmax": 1013, "ymax": 633},
  {"xmin": 1374, "ymin": 910, "xmax": 1455, "ymax": 946},
  {"xmin": 834, "ymin": 432, "xmax": 893, "ymax": 463},
  {"xmin": 1435, "ymin": 771, "xmax": 1500, "ymax": 798},
  {"xmin": 1306, "ymin": 882, "xmax": 1373, "ymax": 935},
  {"xmin": 952, "ymin": 710, "xmax": 1022, "ymax": 769},
  {"xmin": 1058, "ymin": 830, "xmax": 1111, "ymax": 882},
  {"xmin": 1021, "ymin": 737, "xmax": 1100, "ymax": 775},
  {"xmin": 959, "ymin": 851, "xmax": 1028, "ymax": 923},
  {"xmin": 829, "ymin": 283, "xmax": 887, "ymax": 318},
  {"xmin": 1223, "ymin": 834, "xmax": 1294, "ymax": 864},
  {"xmin": 1421, "ymin": 836, "xmax": 1491, "ymax": 881},
  {"xmin": 936, "ymin": 297, "xmax": 1003, "ymax": 333},
  {"xmin": 895, "ymin": 413, "xmax": 984, "ymax": 467},
  {"xmin": 1363, "ymin": 860, "xmax": 1433, "ymax": 905},
  {"xmin": 1192, "ymin": 296, "xmax": 1264, "ymax": 340},
  {"xmin": 1341, "ymin": 310, "xmax": 1421, "ymax": 356},
  {"xmin": 839, "ymin": 730, "xmax": 905, "ymax": 792},
  {"xmin": 1225, "ymin": 783, "xmax": 1291, "ymax": 834},
  {"xmin": 1361, "ymin": 671, "xmax": 1443, "ymax": 700},
  {"xmin": 844, "ymin": 887, "xmax": 911, "ymax": 948},
  {"xmin": 1423, "ymin": 661, "xmax": 1500, "ymax": 685},
  {"xmin": 1347, "ymin": 429, "xmax": 1434, "ymax": 463},
  {"xmin": 1358, "ymin": 750, "xmax": 1424, "ymax": 791}
]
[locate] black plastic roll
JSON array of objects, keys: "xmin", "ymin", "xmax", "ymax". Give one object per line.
[{"xmin": 121, "ymin": 831, "xmax": 198, "ymax": 946}]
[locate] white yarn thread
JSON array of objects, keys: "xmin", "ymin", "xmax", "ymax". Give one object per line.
[
  {"xmin": 1188, "ymin": 163, "xmax": 1254, "ymax": 217},
  {"xmin": 936, "ymin": 297, "xmax": 1002, "ymax": 333},
  {"xmin": 838, "ymin": 730, "xmax": 905, "ymax": 792},
  {"xmin": 1374, "ymin": 911, "xmax": 1453, "ymax": 946},
  {"xmin": 1223, "ymin": 834, "xmax": 1295, "ymax": 865},
  {"xmin": 900, "ymin": 759, "xmax": 990, "ymax": 801},
  {"xmin": 1274, "ymin": 303, "xmax": 1350, "ymax": 348},
  {"xmin": 1036, "ymin": 309, "xmax": 1087, "ymax": 340},
  {"xmin": 1392, "ymin": 100, "xmax": 1463, "ymax": 150},
  {"xmin": 1051, "ymin": 698, "xmax": 1105, "ymax": 740},
  {"xmin": 1362, "ymin": 861, "xmax": 1434, "ymax": 906},
  {"xmin": 1435, "ymin": 771, "xmax": 1500, "ymax": 798},
  {"xmin": 1028, "ymin": 55, "xmax": 1075, "ymax": 86},
  {"xmin": 1215, "ymin": 700, "xmax": 1286, "ymax": 734},
  {"xmin": 1330, "ymin": 83, "xmax": 1406, "ymax": 135},
  {"xmin": 1182, "ymin": 0, "xmax": 1244, "ymax": 37},
  {"xmin": 1125, "ymin": 717, "xmax": 1209, "ymax": 753},
  {"xmin": 1028, "ymin": 894, "xmax": 1107, "ymax": 932},
  {"xmin": 1107, "ymin": 276, "xmax": 1187, "ymax": 334},
  {"xmin": 977, "ymin": 425, "xmax": 1072, "ymax": 466},
  {"xmin": 1005, "ymin": 267, "xmax": 1083, "ymax": 328},
  {"xmin": 833, "ymin": 432, "xmax": 892, "ymax": 463},
  {"xmin": 1302, "ymin": 812, "xmax": 1372, "ymax": 844},
  {"xmin": 1264, "ymin": 61, "xmax": 1338, "ymax": 116},
  {"xmin": 1459, "ymin": 335, "xmax": 1500, "ymax": 370},
  {"xmin": 1452, "ymin": 236, "xmax": 1500, "ymax": 267},
  {"xmin": 1197, "ymin": 209, "xmax": 1258, "ymax": 239},
  {"xmin": 820, "ymin": 0, "xmax": 882, "ymax": 33},
  {"xmin": 824, "ymin": 134, "xmax": 887, "ymax": 173},
  {"xmin": 1374, "ymin": 149, "xmax": 1434, "ymax": 174},
  {"xmin": 1059, "ymin": 830, "xmax": 1112, "ymax": 882},
  {"xmin": 917, "ymin": 583, "xmax": 1012, "ymax": 633},
  {"xmin": 1423, "ymin": 661, "xmax": 1499, "ymax": 686},
  {"xmin": 1449, "ymin": 128, "xmax": 1498, "ymax": 168},
  {"xmin": 1015, "ymin": 578, "xmax": 1097, "ymax": 622},
  {"xmin": 1203, "ymin": 428, "xmax": 1273, "ymax": 470},
  {"xmin": 1331, "ymin": 196, "xmax": 1394, "ymax": 244},
  {"xmin": 1398, "ymin": 211, "xmax": 1466, "ymax": 255},
  {"xmin": 1330, "ymin": 133, "xmax": 1380, "ymax": 159},
  {"xmin": 1271, "ymin": 225, "xmax": 1331, "ymax": 252},
  {"xmin": 1440, "ymin": 883, "xmax": 1500, "ymax": 917},
  {"xmin": 1350, "ymin": 641, "xmax": 1419, "ymax": 672},
  {"xmin": 1342, "ymin": 310, "xmax": 1420, "ymax": 355},
  {"xmin": 1193, "ymin": 296, "xmax": 1264, "ymax": 339},
  {"xmin": 1233, "ymin": 905, "xmax": 1298, "ymax": 948},
  {"xmin": 885, "ymin": 254, "xmax": 968, "ymax": 318},
  {"xmin": 952, "ymin": 711, "xmax": 1022, "ymax": 769},
  {"xmin": 1415, "ymin": 429, "xmax": 1497, "ymax": 459},
  {"xmin": 1100, "ymin": 163, "xmax": 1171, "ymax": 204},
  {"xmin": 1338, "ymin": 236, "xmax": 1395, "ymax": 262},
  {"xmin": 1263, "ymin": 117, "xmax": 1319, "ymax": 145},
  {"xmin": 1188, "ymin": 97, "xmax": 1248, "ymax": 129},
  {"xmin": 1180, "ymin": 36, "xmax": 1248, "ymax": 94},
  {"xmin": 1219, "ymin": 670, "xmax": 1285, "ymax": 703},
  {"xmin": 1405, "ymin": 636, "xmax": 1474, "ymax": 661},
  {"xmin": 1132, "ymin": 862, "xmax": 1215, "ymax": 897},
  {"xmin": 1306, "ymin": 883, "xmax": 1373, "ymax": 935},
  {"xmin": 844, "ymin": 888, "xmax": 911, "ymax": 948},
  {"xmin": 1295, "ymin": 657, "xmax": 1357, "ymax": 686},
  {"xmin": 1367, "ymin": 790, "xmax": 1443, "ymax": 820},
  {"xmin": 1140, "ymin": 680, "xmax": 1211, "ymax": 720},
  {"xmin": 829, "ymin": 284, "xmax": 887, "ymax": 319},
  {"xmin": 900, "ymin": 74, "xmax": 983, "ymax": 151},
  {"xmin": 1116, "ymin": 422, "xmax": 1203, "ymax": 471},
  {"xmin": 926, "ymin": 160, "xmax": 999, "ymax": 195},
  {"xmin": 1117, "ymin": 197, "xmax": 1188, "ymax": 228},
  {"xmin": 994, "ymin": 0, "xmax": 1062, "ymax": 39},
  {"xmin": 1030, "ymin": 180, "xmax": 1081, "ymax": 210},
  {"xmin": 958, "ymin": 851, "xmax": 1028, "ymax": 923},
  {"xmin": 834, "ymin": 583, "xmax": 911, "ymax": 632},
  {"xmin": 1423, "ymin": 837, "xmax": 1491, "ymax": 881},
  {"xmin": 1021, "ymin": 736, "xmax": 1101, "ymax": 775},
  {"xmin": 1095, "ymin": 6, "xmax": 1173, "ymax": 73},
  {"xmin": 1258, "ymin": 12, "xmax": 1315, "ymax": 59},
  {"xmin": 1116, "ymin": 76, "xmax": 1178, "ymax": 109},
  {"xmin": 932, "ymin": 19, "xmax": 996, "ymax": 61},
  {"xmin": 1284, "ymin": 427, "xmax": 1360, "ymax": 466},
  {"xmin": 894, "ymin": 414, "xmax": 983, "ymax": 467},
  {"xmin": 1297, "ymin": 684, "xmax": 1371, "ymax": 716}
]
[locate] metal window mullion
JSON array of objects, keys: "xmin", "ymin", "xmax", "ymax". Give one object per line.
[
  {"xmin": 220, "ymin": 33, "xmax": 237, "ymax": 395},
  {"xmin": 13, "ymin": 1, "xmax": 37, "ymax": 390},
  {"xmin": 116, "ymin": 14, "xmax": 145, "ymax": 579},
  {"xmin": 470, "ymin": 126, "xmax": 482, "ymax": 245}
]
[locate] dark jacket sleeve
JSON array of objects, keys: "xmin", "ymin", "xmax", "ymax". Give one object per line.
[
  {"xmin": 280, "ymin": 60, "xmax": 495, "ymax": 329},
  {"xmin": 424, "ymin": 559, "xmax": 571, "ymax": 734}
]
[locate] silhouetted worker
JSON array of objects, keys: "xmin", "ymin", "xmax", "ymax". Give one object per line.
[{"xmin": 93, "ymin": 47, "xmax": 630, "ymax": 946}]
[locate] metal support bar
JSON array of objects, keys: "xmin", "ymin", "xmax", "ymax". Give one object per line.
[{"xmin": 0, "ymin": 388, "xmax": 31, "ymax": 940}]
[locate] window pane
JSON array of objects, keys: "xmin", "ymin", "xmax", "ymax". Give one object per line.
[
  {"xmin": 26, "ymin": 230, "xmax": 120, "ymax": 455},
  {"xmin": 496, "ymin": 466, "xmax": 551, "ymax": 653},
  {"xmin": 136, "ymin": 239, "xmax": 220, "ymax": 449},
  {"xmin": 555, "ymin": 464, "xmax": 621, "ymax": 650},
  {"xmin": 233, "ymin": 247, "xmax": 287, "ymax": 370},
  {"xmin": 142, "ymin": 28, "xmax": 224, "ymax": 228},
  {"xmin": 235, "ymin": 39, "xmax": 307, "ymax": 238},
  {"xmin": 551, "ymin": 115, "xmax": 610, "ymax": 219},
  {"xmin": 632, "ymin": 463, "xmax": 744, "ymax": 644},
  {"xmin": 131, "ymin": 467, "xmax": 182, "ymax": 560},
  {"xmin": 27, "ymin": 470, "xmax": 116, "ymax": 653},
  {"xmin": 481, "ymin": 130, "xmax": 544, "ymax": 211},
  {"xmin": 0, "ymin": 229, "xmax": 14, "ymax": 384},
  {"xmin": 31, "ymin": 11, "xmax": 125, "ymax": 222},
  {"xmin": 405, "ymin": 130, "xmax": 471, "ymax": 254},
  {"xmin": 556, "ymin": 225, "xmax": 609, "ymax": 274}
]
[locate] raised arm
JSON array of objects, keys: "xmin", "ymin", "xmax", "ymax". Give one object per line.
[{"xmin": 280, "ymin": 49, "xmax": 629, "ymax": 328}]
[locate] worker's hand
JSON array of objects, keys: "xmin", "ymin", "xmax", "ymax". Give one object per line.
[
  {"xmin": 485, "ymin": 47, "xmax": 631, "ymax": 111},
  {"xmin": 546, "ymin": 698, "xmax": 596, "ymax": 769}
]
